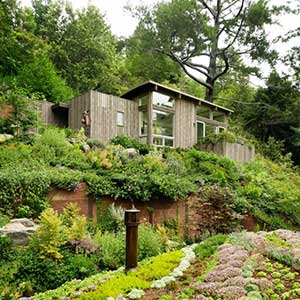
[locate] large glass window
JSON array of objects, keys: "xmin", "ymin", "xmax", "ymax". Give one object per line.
[
  {"xmin": 152, "ymin": 110, "xmax": 173, "ymax": 137},
  {"xmin": 140, "ymin": 111, "xmax": 148, "ymax": 135},
  {"xmin": 152, "ymin": 92, "xmax": 174, "ymax": 108}
]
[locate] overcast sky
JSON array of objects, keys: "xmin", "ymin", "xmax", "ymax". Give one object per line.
[{"xmin": 19, "ymin": 0, "xmax": 299, "ymax": 85}]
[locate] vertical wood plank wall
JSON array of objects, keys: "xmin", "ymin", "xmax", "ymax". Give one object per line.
[
  {"xmin": 68, "ymin": 92, "xmax": 91, "ymax": 132},
  {"xmin": 39, "ymin": 102, "xmax": 67, "ymax": 127},
  {"xmin": 200, "ymin": 142, "xmax": 255, "ymax": 163},
  {"xmin": 89, "ymin": 91, "xmax": 139, "ymax": 143},
  {"xmin": 175, "ymin": 97, "xmax": 197, "ymax": 148}
]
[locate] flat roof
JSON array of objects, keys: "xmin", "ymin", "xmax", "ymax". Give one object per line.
[{"xmin": 121, "ymin": 80, "xmax": 233, "ymax": 114}]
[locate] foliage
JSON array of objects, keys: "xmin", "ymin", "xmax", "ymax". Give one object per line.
[
  {"xmin": 93, "ymin": 231, "xmax": 125, "ymax": 270},
  {"xmin": 130, "ymin": 0, "xmax": 283, "ymax": 101},
  {"xmin": 31, "ymin": 208, "xmax": 66, "ymax": 259},
  {"xmin": 79, "ymin": 250, "xmax": 182, "ymax": 300},
  {"xmin": 237, "ymin": 156, "xmax": 300, "ymax": 229},
  {"xmin": 183, "ymin": 147, "xmax": 240, "ymax": 187},
  {"xmin": 138, "ymin": 225, "xmax": 163, "ymax": 261},
  {"xmin": 194, "ymin": 234, "xmax": 227, "ymax": 259},
  {"xmin": 0, "ymin": 86, "xmax": 39, "ymax": 136},
  {"xmin": 111, "ymin": 135, "xmax": 153, "ymax": 155},
  {"xmin": 241, "ymin": 72, "xmax": 300, "ymax": 164},
  {"xmin": 196, "ymin": 184, "xmax": 243, "ymax": 234}
]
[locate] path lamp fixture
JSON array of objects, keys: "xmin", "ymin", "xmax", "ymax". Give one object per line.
[{"xmin": 125, "ymin": 205, "xmax": 140, "ymax": 272}]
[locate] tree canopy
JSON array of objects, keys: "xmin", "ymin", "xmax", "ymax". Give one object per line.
[{"xmin": 130, "ymin": 0, "xmax": 284, "ymax": 102}]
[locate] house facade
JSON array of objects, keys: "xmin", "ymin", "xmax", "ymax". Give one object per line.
[{"xmin": 42, "ymin": 81, "xmax": 232, "ymax": 148}]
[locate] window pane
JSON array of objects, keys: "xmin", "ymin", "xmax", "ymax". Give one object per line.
[
  {"xmin": 139, "ymin": 95, "xmax": 148, "ymax": 106},
  {"xmin": 217, "ymin": 126, "xmax": 225, "ymax": 133},
  {"xmin": 117, "ymin": 112, "xmax": 124, "ymax": 126},
  {"xmin": 197, "ymin": 122, "xmax": 205, "ymax": 141},
  {"xmin": 140, "ymin": 111, "xmax": 148, "ymax": 135},
  {"xmin": 197, "ymin": 106, "xmax": 211, "ymax": 119},
  {"xmin": 152, "ymin": 92, "xmax": 174, "ymax": 108},
  {"xmin": 165, "ymin": 139, "xmax": 174, "ymax": 147},
  {"xmin": 153, "ymin": 136, "xmax": 163, "ymax": 145},
  {"xmin": 152, "ymin": 109, "xmax": 173, "ymax": 137},
  {"xmin": 206, "ymin": 124, "xmax": 216, "ymax": 135}
]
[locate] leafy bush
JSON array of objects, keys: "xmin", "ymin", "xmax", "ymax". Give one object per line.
[
  {"xmin": 31, "ymin": 208, "xmax": 67, "ymax": 259},
  {"xmin": 93, "ymin": 231, "xmax": 125, "ymax": 269},
  {"xmin": 138, "ymin": 225, "xmax": 163, "ymax": 260},
  {"xmin": 111, "ymin": 135, "xmax": 153, "ymax": 155},
  {"xmin": 0, "ymin": 236, "xmax": 13, "ymax": 261},
  {"xmin": 194, "ymin": 234, "xmax": 227, "ymax": 259}
]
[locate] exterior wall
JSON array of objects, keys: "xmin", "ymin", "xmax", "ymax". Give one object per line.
[
  {"xmin": 199, "ymin": 142, "xmax": 255, "ymax": 163},
  {"xmin": 49, "ymin": 183, "xmax": 97, "ymax": 222},
  {"xmin": 39, "ymin": 102, "xmax": 68, "ymax": 127},
  {"xmin": 100, "ymin": 197, "xmax": 186, "ymax": 235},
  {"xmin": 68, "ymin": 92, "xmax": 91, "ymax": 133},
  {"xmin": 89, "ymin": 91, "xmax": 139, "ymax": 143},
  {"xmin": 174, "ymin": 97, "xmax": 197, "ymax": 148}
]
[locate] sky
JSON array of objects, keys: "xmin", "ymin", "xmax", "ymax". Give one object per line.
[{"xmin": 19, "ymin": 0, "xmax": 299, "ymax": 86}]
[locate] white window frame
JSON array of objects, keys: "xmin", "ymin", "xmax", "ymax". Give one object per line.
[
  {"xmin": 116, "ymin": 111, "xmax": 124, "ymax": 127},
  {"xmin": 196, "ymin": 121, "xmax": 206, "ymax": 138},
  {"xmin": 153, "ymin": 134, "xmax": 174, "ymax": 147},
  {"xmin": 216, "ymin": 126, "xmax": 226, "ymax": 134}
]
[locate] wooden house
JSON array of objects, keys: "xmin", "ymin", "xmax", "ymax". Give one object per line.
[{"xmin": 41, "ymin": 81, "xmax": 232, "ymax": 148}]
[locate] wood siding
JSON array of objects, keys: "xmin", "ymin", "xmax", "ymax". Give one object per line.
[
  {"xmin": 68, "ymin": 92, "xmax": 91, "ymax": 132},
  {"xmin": 174, "ymin": 97, "xmax": 197, "ymax": 148},
  {"xmin": 39, "ymin": 102, "xmax": 67, "ymax": 127},
  {"xmin": 89, "ymin": 91, "xmax": 139, "ymax": 143},
  {"xmin": 199, "ymin": 142, "xmax": 255, "ymax": 163}
]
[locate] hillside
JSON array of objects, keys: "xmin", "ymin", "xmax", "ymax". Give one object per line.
[{"xmin": 1, "ymin": 129, "xmax": 300, "ymax": 230}]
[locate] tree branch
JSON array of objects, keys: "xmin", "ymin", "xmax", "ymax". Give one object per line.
[
  {"xmin": 213, "ymin": 50, "xmax": 230, "ymax": 82},
  {"xmin": 222, "ymin": 3, "xmax": 246, "ymax": 52},
  {"xmin": 185, "ymin": 61, "xmax": 211, "ymax": 79},
  {"xmin": 198, "ymin": 0, "xmax": 216, "ymax": 18},
  {"xmin": 222, "ymin": 0, "xmax": 240, "ymax": 13}
]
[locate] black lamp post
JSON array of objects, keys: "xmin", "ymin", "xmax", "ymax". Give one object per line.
[{"xmin": 125, "ymin": 205, "xmax": 140, "ymax": 272}]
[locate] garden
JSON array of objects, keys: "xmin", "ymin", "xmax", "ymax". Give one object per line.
[{"xmin": 2, "ymin": 129, "xmax": 300, "ymax": 299}]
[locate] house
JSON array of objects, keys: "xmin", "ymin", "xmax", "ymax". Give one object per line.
[{"xmin": 41, "ymin": 81, "xmax": 232, "ymax": 148}]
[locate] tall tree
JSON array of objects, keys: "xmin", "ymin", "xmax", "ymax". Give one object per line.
[
  {"xmin": 0, "ymin": 0, "xmax": 72, "ymax": 103},
  {"xmin": 241, "ymin": 72, "xmax": 300, "ymax": 163},
  {"xmin": 133, "ymin": 0, "xmax": 281, "ymax": 102},
  {"xmin": 32, "ymin": 1, "xmax": 123, "ymax": 95}
]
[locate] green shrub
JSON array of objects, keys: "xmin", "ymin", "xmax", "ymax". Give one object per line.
[
  {"xmin": 111, "ymin": 135, "xmax": 152, "ymax": 155},
  {"xmin": 0, "ymin": 236, "xmax": 13, "ymax": 261},
  {"xmin": 31, "ymin": 208, "xmax": 67, "ymax": 259},
  {"xmin": 93, "ymin": 231, "xmax": 125, "ymax": 269},
  {"xmin": 194, "ymin": 234, "xmax": 227, "ymax": 259},
  {"xmin": 138, "ymin": 225, "xmax": 163, "ymax": 260}
]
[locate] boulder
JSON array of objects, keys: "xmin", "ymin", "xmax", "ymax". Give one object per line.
[
  {"xmin": 0, "ymin": 134, "xmax": 14, "ymax": 143},
  {"xmin": 125, "ymin": 148, "xmax": 138, "ymax": 158},
  {"xmin": 0, "ymin": 218, "xmax": 38, "ymax": 246}
]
